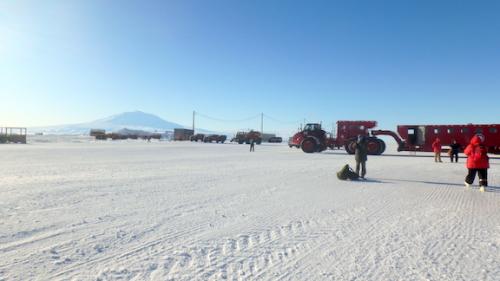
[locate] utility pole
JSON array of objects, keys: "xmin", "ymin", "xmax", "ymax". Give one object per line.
[
  {"xmin": 261, "ymin": 112, "xmax": 264, "ymax": 133},
  {"xmin": 192, "ymin": 110, "xmax": 195, "ymax": 133}
]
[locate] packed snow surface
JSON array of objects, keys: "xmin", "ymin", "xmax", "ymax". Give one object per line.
[{"xmin": 1, "ymin": 139, "xmax": 499, "ymax": 281}]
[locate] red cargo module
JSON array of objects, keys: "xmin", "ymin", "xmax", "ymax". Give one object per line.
[{"xmin": 373, "ymin": 124, "xmax": 500, "ymax": 154}]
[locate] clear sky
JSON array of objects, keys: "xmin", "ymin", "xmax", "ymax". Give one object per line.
[{"xmin": 1, "ymin": 0, "xmax": 499, "ymax": 135}]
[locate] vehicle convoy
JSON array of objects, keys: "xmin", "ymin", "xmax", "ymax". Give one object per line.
[
  {"xmin": 290, "ymin": 121, "xmax": 500, "ymax": 155},
  {"xmin": 90, "ymin": 129, "xmax": 161, "ymax": 141},
  {"xmin": 231, "ymin": 130, "xmax": 262, "ymax": 144},
  {"xmin": 203, "ymin": 134, "xmax": 227, "ymax": 143}
]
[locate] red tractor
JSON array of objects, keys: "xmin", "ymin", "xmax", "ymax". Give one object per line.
[
  {"xmin": 290, "ymin": 121, "xmax": 386, "ymax": 155},
  {"xmin": 231, "ymin": 130, "xmax": 262, "ymax": 144}
]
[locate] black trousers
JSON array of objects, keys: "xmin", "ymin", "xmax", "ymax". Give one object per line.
[
  {"xmin": 450, "ymin": 153, "xmax": 459, "ymax": 162},
  {"xmin": 465, "ymin": 169, "xmax": 488, "ymax": 186},
  {"xmin": 250, "ymin": 144, "xmax": 255, "ymax": 152},
  {"xmin": 356, "ymin": 161, "xmax": 366, "ymax": 178}
]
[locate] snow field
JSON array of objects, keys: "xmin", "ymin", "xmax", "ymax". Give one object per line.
[{"xmin": 0, "ymin": 140, "xmax": 499, "ymax": 281}]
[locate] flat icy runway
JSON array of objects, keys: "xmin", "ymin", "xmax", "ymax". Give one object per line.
[{"xmin": 1, "ymin": 140, "xmax": 499, "ymax": 281}]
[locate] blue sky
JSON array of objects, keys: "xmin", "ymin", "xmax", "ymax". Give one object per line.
[{"xmin": 1, "ymin": 0, "xmax": 499, "ymax": 135}]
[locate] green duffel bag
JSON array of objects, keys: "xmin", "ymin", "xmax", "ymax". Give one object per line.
[{"xmin": 337, "ymin": 164, "xmax": 359, "ymax": 181}]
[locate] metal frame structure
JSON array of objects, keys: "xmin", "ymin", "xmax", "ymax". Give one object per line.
[{"xmin": 0, "ymin": 127, "xmax": 27, "ymax": 144}]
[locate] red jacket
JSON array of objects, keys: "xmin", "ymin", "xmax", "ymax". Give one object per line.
[
  {"xmin": 432, "ymin": 138, "xmax": 442, "ymax": 153},
  {"xmin": 464, "ymin": 135, "xmax": 489, "ymax": 169}
]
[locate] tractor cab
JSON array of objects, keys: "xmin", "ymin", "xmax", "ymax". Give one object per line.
[
  {"xmin": 303, "ymin": 123, "xmax": 327, "ymax": 139},
  {"xmin": 303, "ymin": 123, "xmax": 322, "ymax": 132}
]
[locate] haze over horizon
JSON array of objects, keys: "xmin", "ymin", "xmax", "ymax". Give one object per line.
[{"xmin": 1, "ymin": 0, "xmax": 499, "ymax": 133}]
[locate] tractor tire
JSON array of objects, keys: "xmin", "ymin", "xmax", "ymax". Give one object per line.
[
  {"xmin": 238, "ymin": 140, "xmax": 244, "ymax": 144},
  {"xmin": 366, "ymin": 137, "xmax": 382, "ymax": 155},
  {"xmin": 344, "ymin": 139, "xmax": 356, "ymax": 154},
  {"xmin": 376, "ymin": 139, "xmax": 386, "ymax": 155},
  {"xmin": 301, "ymin": 138, "xmax": 317, "ymax": 153}
]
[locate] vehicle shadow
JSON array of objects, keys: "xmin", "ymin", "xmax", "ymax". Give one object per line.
[
  {"xmin": 322, "ymin": 150, "xmax": 500, "ymax": 160},
  {"xmin": 359, "ymin": 178, "xmax": 391, "ymax": 184}
]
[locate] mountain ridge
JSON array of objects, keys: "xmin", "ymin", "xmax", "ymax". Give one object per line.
[{"xmin": 31, "ymin": 111, "xmax": 218, "ymax": 135}]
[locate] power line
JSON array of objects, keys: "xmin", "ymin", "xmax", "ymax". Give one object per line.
[
  {"xmin": 262, "ymin": 114, "xmax": 303, "ymax": 125},
  {"xmin": 195, "ymin": 112, "xmax": 261, "ymax": 123}
]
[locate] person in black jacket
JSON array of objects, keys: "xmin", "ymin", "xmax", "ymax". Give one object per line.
[
  {"xmin": 353, "ymin": 135, "xmax": 368, "ymax": 179},
  {"xmin": 249, "ymin": 139, "xmax": 255, "ymax": 152},
  {"xmin": 449, "ymin": 140, "xmax": 461, "ymax": 163}
]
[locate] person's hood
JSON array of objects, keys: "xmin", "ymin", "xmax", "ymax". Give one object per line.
[{"xmin": 470, "ymin": 134, "xmax": 484, "ymax": 145}]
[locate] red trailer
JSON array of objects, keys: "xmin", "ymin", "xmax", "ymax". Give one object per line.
[
  {"xmin": 373, "ymin": 124, "xmax": 500, "ymax": 154},
  {"xmin": 291, "ymin": 121, "xmax": 500, "ymax": 155}
]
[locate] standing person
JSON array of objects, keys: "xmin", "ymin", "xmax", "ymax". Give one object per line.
[
  {"xmin": 432, "ymin": 137, "xmax": 442, "ymax": 162},
  {"xmin": 464, "ymin": 134, "xmax": 489, "ymax": 192},
  {"xmin": 449, "ymin": 140, "xmax": 461, "ymax": 163},
  {"xmin": 249, "ymin": 139, "xmax": 255, "ymax": 152},
  {"xmin": 353, "ymin": 135, "xmax": 368, "ymax": 179}
]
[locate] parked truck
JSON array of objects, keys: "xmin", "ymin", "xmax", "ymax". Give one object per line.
[
  {"xmin": 231, "ymin": 130, "xmax": 262, "ymax": 144},
  {"xmin": 190, "ymin": 134, "xmax": 205, "ymax": 142},
  {"xmin": 290, "ymin": 121, "xmax": 500, "ymax": 155},
  {"xmin": 203, "ymin": 134, "xmax": 227, "ymax": 143}
]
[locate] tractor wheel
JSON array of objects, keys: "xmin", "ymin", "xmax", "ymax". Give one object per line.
[
  {"xmin": 366, "ymin": 137, "xmax": 382, "ymax": 155},
  {"xmin": 376, "ymin": 139, "xmax": 386, "ymax": 155},
  {"xmin": 238, "ymin": 140, "xmax": 244, "ymax": 144},
  {"xmin": 344, "ymin": 140, "xmax": 356, "ymax": 154},
  {"xmin": 301, "ymin": 138, "xmax": 317, "ymax": 153}
]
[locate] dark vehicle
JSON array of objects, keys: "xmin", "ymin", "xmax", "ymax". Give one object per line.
[
  {"xmin": 90, "ymin": 129, "xmax": 107, "ymax": 140},
  {"xmin": 203, "ymin": 134, "xmax": 227, "ymax": 143},
  {"xmin": 268, "ymin": 136, "xmax": 283, "ymax": 143},
  {"xmin": 190, "ymin": 134, "xmax": 205, "ymax": 142}
]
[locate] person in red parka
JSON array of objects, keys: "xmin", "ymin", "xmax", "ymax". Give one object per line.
[
  {"xmin": 464, "ymin": 134, "xmax": 489, "ymax": 191},
  {"xmin": 432, "ymin": 137, "xmax": 442, "ymax": 162}
]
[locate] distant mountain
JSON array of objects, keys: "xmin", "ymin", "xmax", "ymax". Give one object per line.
[
  {"xmin": 87, "ymin": 111, "xmax": 184, "ymax": 131},
  {"xmin": 31, "ymin": 111, "xmax": 217, "ymax": 135}
]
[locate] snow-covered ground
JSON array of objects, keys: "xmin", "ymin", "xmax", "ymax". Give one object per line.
[{"xmin": 1, "ymin": 138, "xmax": 499, "ymax": 281}]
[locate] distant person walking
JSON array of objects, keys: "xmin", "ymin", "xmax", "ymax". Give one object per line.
[
  {"xmin": 249, "ymin": 139, "xmax": 255, "ymax": 152},
  {"xmin": 464, "ymin": 134, "xmax": 489, "ymax": 192},
  {"xmin": 449, "ymin": 140, "xmax": 461, "ymax": 162},
  {"xmin": 353, "ymin": 135, "xmax": 368, "ymax": 179},
  {"xmin": 432, "ymin": 137, "xmax": 442, "ymax": 162}
]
